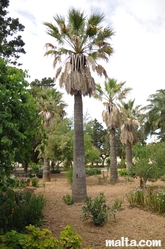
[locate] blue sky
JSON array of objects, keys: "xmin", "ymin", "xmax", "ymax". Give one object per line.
[{"xmin": 8, "ymin": 0, "xmax": 165, "ymax": 125}]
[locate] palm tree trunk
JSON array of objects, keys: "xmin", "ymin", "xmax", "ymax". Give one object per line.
[
  {"xmin": 110, "ymin": 128, "xmax": 118, "ymax": 183},
  {"xmin": 72, "ymin": 92, "xmax": 87, "ymax": 202},
  {"xmin": 126, "ymin": 142, "xmax": 133, "ymax": 170},
  {"xmin": 43, "ymin": 157, "xmax": 51, "ymax": 182}
]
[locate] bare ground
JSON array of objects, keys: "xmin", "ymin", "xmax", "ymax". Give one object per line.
[{"xmin": 34, "ymin": 173, "xmax": 165, "ymax": 249}]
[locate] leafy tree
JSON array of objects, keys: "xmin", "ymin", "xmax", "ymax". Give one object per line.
[
  {"xmin": 144, "ymin": 89, "xmax": 165, "ymax": 141},
  {"xmin": 120, "ymin": 99, "xmax": 142, "ymax": 169},
  {"xmin": 85, "ymin": 119, "xmax": 109, "ymax": 165},
  {"xmin": 95, "ymin": 78, "xmax": 132, "ymax": 183},
  {"xmin": 44, "ymin": 8, "xmax": 114, "ymax": 202},
  {"xmin": 0, "ymin": 58, "xmax": 42, "ymax": 179},
  {"xmin": 30, "ymin": 77, "xmax": 55, "ymax": 89},
  {"xmin": 37, "ymin": 87, "xmax": 66, "ymax": 181},
  {"xmin": 0, "ymin": 0, "xmax": 25, "ymax": 65},
  {"xmin": 131, "ymin": 142, "xmax": 165, "ymax": 188}
]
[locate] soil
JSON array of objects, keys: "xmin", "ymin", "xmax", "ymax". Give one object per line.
[{"xmin": 34, "ymin": 173, "xmax": 165, "ymax": 249}]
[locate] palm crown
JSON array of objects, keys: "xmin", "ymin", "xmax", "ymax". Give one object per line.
[{"xmin": 44, "ymin": 8, "xmax": 114, "ymax": 96}]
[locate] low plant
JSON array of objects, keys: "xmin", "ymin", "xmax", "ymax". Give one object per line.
[
  {"xmin": 118, "ymin": 168, "xmax": 129, "ymax": 177},
  {"xmin": 86, "ymin": 168, "xmax": 101, "ymax": 176},
  {"xmin": 82, "ymin": 193, "xmax": 111, "ymax": 226},
  {"xmin": 0, "ymin": 225, "xmax": 82, "ymax": 249},
  {"xmin": 126, "ymin": 186, "xmax": 165, "ymax": 215},
  {"xmin": 0, "ymin": 187, "xmax": 45, "ymax": 234},
  {"xmin": 112, "ymin": 197, "xmax": 123, "ymax": 211},
  {"xmin": 63, "ymin": 194, "xmax": 74, "ymax": 205},
  {"xmin": 126, "ymin": 189, "xmax": 144, "ymax": 208},
  {"xmin": 31, "ymin": 177, "xmax": 39, "ymax": 187},
  {"xmin": 60, "ymin": 225, "xmax": 82, "ymax": 248}
]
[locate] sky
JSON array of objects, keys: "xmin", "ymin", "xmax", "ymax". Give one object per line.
[{"xmin": 8, "ymin": 0, "xmax": 165, "ymax": 125}]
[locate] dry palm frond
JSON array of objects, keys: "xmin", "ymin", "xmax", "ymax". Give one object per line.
[
  {"xmin": 55, "ymin": 66, "xmax": 62, "ymax": 79},
  {"xmin": 39, "ymin": 110, "xmax": 53, "ymax": 127},
  {"xmin": 86, "ymin": 55, "xmax": 96, "ymax": 71},
  {"xmin": 53, "ymin": 56, "xmax": 61, "ymax": 69},
  {"xmin": 45, "ymin": 43, "xmax": 56, "ymax": 49},
  {"xmin": 102, "ymin": 103, "xmax": 121, "ymax": 129},
  {"xmin": 95, "ymin": 65, "xmax": 108, "ymax": 78},
  {"xmin": 120, "ymin": 118, "xmax": 138, "ymax": 145}
]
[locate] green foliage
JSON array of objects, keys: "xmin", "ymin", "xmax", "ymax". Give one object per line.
[
  {"xmin": 86, "ymin": 168, "xmax": 101, "ymax": 176},
  {"xmin": 126, "ymin": 189, "xmax": 145, "ymax": 208},
  {"xmin": 66, "ymin": 167, "xmax": 73, "ymax": 185},
  {"xmin": 0, "ymin": 0, "xmax": 25, "ymax": 65},
  {"xmin": 117, "ymin": 159, "xmax": 126, "ymax": 169},
  {"xmin": 0, "ymin": 58, "xmax": 45, "ymax": 180},
  {"xmin": 126, "ymin": 186, "xmax": 165, "ymax": 215},
  {"xmin": 118, "ymin": 169, "xmax": 129, "ymax": 177},
  {"xmin": 0, "ymin": 225, "xmax": 82, "ymax": 249},
  {"xmin": 0, "ymin": 186, "xmax": 45, "ymax": 234},
  {"xmin": 82, "ymin": 193, "xmax": 111, "ymax": 226},
  {"xmin": 60, "ymin": 225, "xmax": 82, "ymax": 249},
  {"xmin": 63, "ymin": 194, "xmax": 74, "ymax": 205},
  {"xmin": 131, "ymin": 142, "xmax": 165, "ymax": 188},
  {"xmin": 31, "ymin": 177, "xmax": 39, "ymax": 187}
]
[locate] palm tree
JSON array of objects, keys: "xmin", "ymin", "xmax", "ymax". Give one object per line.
[
  {"xmin": 44, "ymin": 8, "xmax": 114, "ymax": 201},
  {"xmin": 144, "ymin": 89, "xmax": 165, "ymax": 141},
  {"xmin": 38, "ymin": 88, "xmax": 66, "ymax": 182},
  {"xmin": 95, "ymin": 78, "xmax": 132, "ymax": 182},
  {"xmin": 119, "ymin": 99, "xmax": 141, "ymax": 169}
]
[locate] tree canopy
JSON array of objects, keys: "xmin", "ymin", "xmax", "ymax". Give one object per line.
[{"xmin": 0, "ymin": 0, "xmax": 25, "ymax": 65}]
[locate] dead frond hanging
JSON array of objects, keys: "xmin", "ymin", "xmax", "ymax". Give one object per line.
[
  {"xmin": 120, "ymin": 118, "xmax": 138, "ymax": 145},
  {"xmin": 102, "ymin": 103, "xmax": 121, "ymax": 129}
]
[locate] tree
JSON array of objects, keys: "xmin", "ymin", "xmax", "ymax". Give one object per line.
[
  {"xmin": 44, "ymin": 8, "xmax": 114, "ymax": 201},
  {"xmin": 120, "ymin": 99, "xmax": 142, "ymax": 169},
  {"xmin": 144, "ymin": 89, "xmax": 165, "ymax": 141},
  {"xmin": 85, "ymin": 119, "xmax": 109, "ymax": 166},
  {"xmin": 131, "ymin": 142, "xmax": 165, "ymax": 188},
  {"xmin": 0, "ymin": 0, "xmax": 25, "ymax": 65},
  {"xmin": 37, "ymin": 87, "xmax": 66, "ymax": 182},
  {"xmin": 0, "ymin": 58, "xmax": 43, "ymax": 179},
  {"xmin": 95, "ymin": 78, "xmax": 132, "ymax": 183}
]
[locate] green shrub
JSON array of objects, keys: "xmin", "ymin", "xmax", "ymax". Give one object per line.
[
  {"xmin": 118, "ymin": 168, "xmax": 129, "ymax": 177},
  {"xmin": 0, "ymin": 225, "xmax": 82, "ymax": 249},
  {"xmin": 82, "ymin": 193, "xmax": 111, "ymax": 226},
  {"xmin": 31, "ymin": 177, "xmax": 39, "ymax": 187},
  {"xmin": 86, "ymin": 168, "xmax": 101, "ymax": 176},
  {"xmin": 126, "ymin": 186, "xmax": 165, "ymax": 215},
  {"xmin": 126, "ymin": 189, "xmax": 144, "ymax": 208},
  {"xmin": 60, "ymin": 225, "xmax": 82, "ymax": 248},
  {"xmin": 0, "ymin": 188, "xmax": 45, "ymax": 234},
  {"xmin": 63, "ymin": 194, "xmax": 74, "ymax": 205}
]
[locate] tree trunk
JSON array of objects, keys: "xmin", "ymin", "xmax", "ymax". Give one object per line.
[
  {"xmin": 72, "ymin": 92, "xmax": 87, "ymax": 202},
  {"xmin": 110, "ymin": 128, "xmax": 118, "ymax": 183},
  {"xmin": 126, "ymin": 142, "xmax": 133, "ymax": 170},
  {"xmin": 43, "ymin": 157, "xmax": 51, "ymax": 182}
]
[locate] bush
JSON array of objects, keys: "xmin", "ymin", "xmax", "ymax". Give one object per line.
[
  {"xmin": 118, "ymin": 168, "xmax": 129, "ymax": 177},
  {"xmin": 31, "ymin": 177, "xmax": 39, "ymax": 187},
  {"xmin": 0, "ymin": 225, "xmax": 82, "ymax": 249},
  {"xmin": 126, "ymin": 186, "xmax": 165, "ymax": 215},
  {"xmin": 82, "ymin": 193, "xmax": 111, "ymax": 226},
  {"xmin": 63, "ymin": 194, "xmax": 74, "ymax": 205},
  {"xmin": 0, "ymin": 187, "xmax": 45, "ymax": 234},
  {"xmin": 86, "ymin": 168, "xmax": 101, "ymax": 176}
]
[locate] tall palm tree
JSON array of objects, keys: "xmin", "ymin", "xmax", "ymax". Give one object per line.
[
  {"xmin": 95, "ymin": 78, "xmax": 132, "ymax": 182},
  {"xmin": 119, "ymin": 99, "xmax": 142, "ymax": 169},
  {"xmin": 38, "ymin": 88, "xmax": 66, "ymax": 182},
  {"xmin": 144, "ymin": 89, "xmax": 165, "ymax": 141},
  {"xmin": 44, "ymin": 8, "xmax": 114, "ymax": 201}
]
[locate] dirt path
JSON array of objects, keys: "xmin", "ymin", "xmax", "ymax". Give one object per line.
[{"xmin": 35, "ymin": 174, "xmax": 165, "ymax": 249}]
